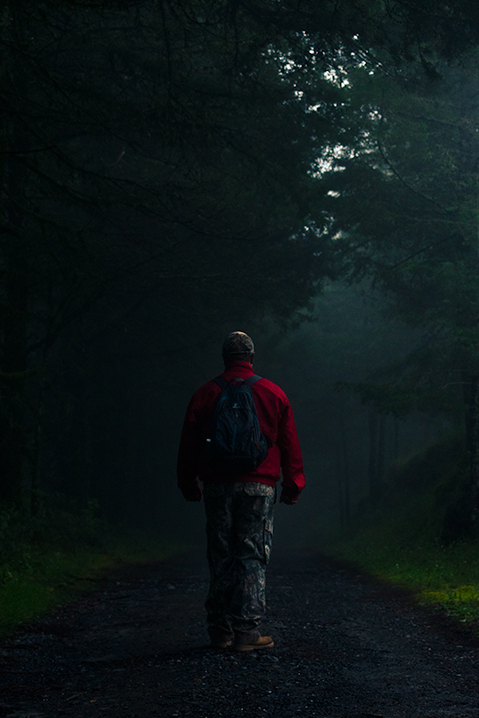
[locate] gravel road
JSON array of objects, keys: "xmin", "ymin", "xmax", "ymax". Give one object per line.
[{"xmin": 1, "ymin": 549, "xmax": 479, "ymax": 717}]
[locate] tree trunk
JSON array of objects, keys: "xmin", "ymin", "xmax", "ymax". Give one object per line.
[
  {"xmin": 368, "ymin": 406, "xmax": 387, "ymax": 506},
  {"xmin": 368, "ymin": 405, "xmax": 378, "ymax": 505},
  {"xmin": 0, "ymin": 2, "xmax": 29, "ymax": 505},
  {"xmin": 336, "ymin": 442, "xmax": 346, "ymax": 531},
  {"xmin": 338, "ymin": 400, "xmax": 350, "ymax": 526},
  {"xmin": 377, "ymin": 412, "xmax": 386, "ymax": 490},
  {"xmin": 462, "ymin": 369, "xmax": 479, "ymax": 519}
]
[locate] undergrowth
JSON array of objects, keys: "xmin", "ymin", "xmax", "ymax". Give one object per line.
[
  {"xmin": 333, "ymin": 432, "xmax": 479, "ymax": 629},
  {"xmin": 0, "ymin": 494, "xmax": 182, "ymax": 636}
]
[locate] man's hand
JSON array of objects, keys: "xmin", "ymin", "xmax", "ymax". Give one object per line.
[
  {"xmin": 182, "ymin": 487, "xmax": 202, "ymax": 502},
  {"xmin": 279, "ymin": 488, "xmax": 299, "ymax": 505}
]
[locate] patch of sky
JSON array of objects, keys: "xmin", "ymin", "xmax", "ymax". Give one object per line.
[{"xmin": 310, "ymin": 144, "xmax": 352, "ymax": 176}]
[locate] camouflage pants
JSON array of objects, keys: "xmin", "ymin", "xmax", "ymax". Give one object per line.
[{"xmin": 203, "ymin": 482, "xmax": 275, "ymax": 645}]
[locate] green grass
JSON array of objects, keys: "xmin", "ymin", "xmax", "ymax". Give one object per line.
[
  {"xmin": 333, "ymin": 503, "xmax": 479, "ymax": 627},
  {"xmin": 328, "ymin": 432, "xmax": 479, "ymax": 628},
  {"xmin": 0, "ymin": 498, "xmax": 184, "ymax": 636},
  {"xmin": 0, "ymin": 541, "xmax": 183, "ymax": 636}
]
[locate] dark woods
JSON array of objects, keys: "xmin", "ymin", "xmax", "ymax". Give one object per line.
[
  {"xmin": 0, "ymin": 1, "xmax": 325, "ymax": 517},
  {"xmin": 1, "ymin": 0, "xmax": 479, "ymax": 540}
]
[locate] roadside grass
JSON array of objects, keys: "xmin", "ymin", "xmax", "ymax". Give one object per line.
[
  {"xmin": 0, "ymin": 499, "xmax": 183, "ymax": 636},
  {"xmin": 334, "ymin": 501, "xmax": 479, "ymax": 628},
  {"xmin": 332, "ymin": 431, "xmax": 479, "ymax": 630}
]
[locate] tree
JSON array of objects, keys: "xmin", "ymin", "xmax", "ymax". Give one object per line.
[
  {"xmin": 4, "ymin": 0, "xmax": 479, "ymax": 519},
  {"xmin": 319, "ymin": 49, "xmax": 479, "ymax": 530},
  {"xmin": 0, "ymin": 0, "xmax": 335, "ymax": 509}
]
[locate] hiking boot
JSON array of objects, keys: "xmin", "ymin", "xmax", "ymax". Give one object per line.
[
  {"xmin": 209, "ymin": 638, "xmax": 233, "ymax": 649},
  {"xmin": 234, "ymin": 636, "xmax": 274, "ymax": 652}
]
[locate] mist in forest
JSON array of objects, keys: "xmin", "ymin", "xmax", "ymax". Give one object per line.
[
  {"xmin": 173, "ymin": 286, "xmax": 452, "ymax": 548},
  {"xmin": 47, "ymin": 282, "xmax": 450, "ymax": 549},
  {"xmin": 2, "ymin": 2, "xmax": 477, "ymax": 550}
]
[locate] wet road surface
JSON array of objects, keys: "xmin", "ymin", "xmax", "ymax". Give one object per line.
[{"xmin": 1, "ymin": 550, "xmax": 478, "ymax": 717}]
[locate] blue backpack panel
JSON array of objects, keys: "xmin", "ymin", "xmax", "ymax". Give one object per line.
[{"xmin": 205, "ymin": 375, "xmax": 268, "ymax": 475}]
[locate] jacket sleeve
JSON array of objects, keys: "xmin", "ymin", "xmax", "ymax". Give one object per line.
[
  {"xmin": 177, "ymin": 396, "xmax": 203, "ymax": 500},
  {"xmin": 276, "ymin": 400, "xmax": 305, "ymax": 501}
]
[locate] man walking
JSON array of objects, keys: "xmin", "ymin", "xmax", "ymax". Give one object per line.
[{"xmin": 177, "ymin": 331, "xmax": 305, "ymax": 651}]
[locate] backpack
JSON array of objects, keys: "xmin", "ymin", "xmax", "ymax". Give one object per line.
[{"xmin": 205, "ymin": 375, "xmax": 268, "ymax": 475}]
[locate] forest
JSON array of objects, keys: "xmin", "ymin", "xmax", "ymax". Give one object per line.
[{"xmin": 3, "ymin": 0, "xmax": 479, "ymax": 622}]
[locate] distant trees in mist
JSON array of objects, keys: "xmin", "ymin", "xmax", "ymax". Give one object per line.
[
  {"xmin": 0, "ymin": 1, "xmax": 328, "ymax": 511},
  {"xmin": 320, "ymin": 51, "xmax": 479, "ymax": 533},
  {"xmin": 1, "ymin": 1, "xmax": 479, "ymax": 535}
]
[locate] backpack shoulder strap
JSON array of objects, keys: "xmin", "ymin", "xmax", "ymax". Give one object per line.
[
  {"xmin": 212, "ymin": 376, "xmax": 228, "ymax": 389},
  {"xmin": 244, "ymin": 374, "xmax": 262, "ymax": 388},
  {"xmin": 213, "ymin": 375, "xmax": 262, "ymax": 390}
]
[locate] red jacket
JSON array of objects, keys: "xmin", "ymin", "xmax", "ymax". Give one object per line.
[{"xmin": 177, "ymin": 361, "xmax": 305, "ymax": 501}]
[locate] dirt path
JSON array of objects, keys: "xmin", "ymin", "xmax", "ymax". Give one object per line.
[{"xmin": 1, "ymin": 549, "xmax": 479, "ymax": 717}]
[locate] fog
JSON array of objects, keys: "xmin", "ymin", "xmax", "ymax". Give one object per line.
[
  {"xmin": 44, "ymin": 282, "xmax": 450, "ymax": 550},
  {"xmin": 1, "ymin": 2, "xmax": 474, "ymax": 550}
]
